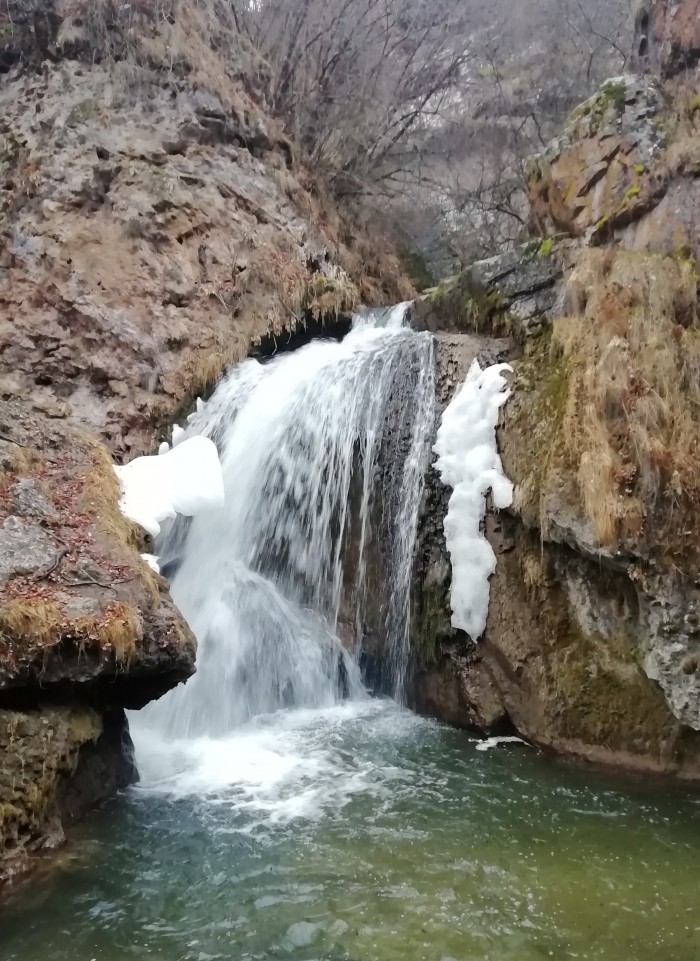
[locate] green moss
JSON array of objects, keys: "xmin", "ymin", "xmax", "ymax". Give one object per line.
[
  {"xmin": 502, "ymin": 338, "xmax": 573, "ymax": 526},
  {"xmin": 1, "ymin": 131, "xmax": 22, "ymax": 166},
  {"xmin": 615, "ymin": 183, "xmax": 641, "ymax": 214},
  {"xmin": 66, "ymin": 99, "xmax": 101, "ymax": 126},
  {"xmin": 410, "ymin": 574, "xmax": 452, "ymax": 666},
  {"xmin": 548, "ymin": 626, "xmax": 679, "ymax": 751},
  {"xmin": 594, "ymin": 214, "xmax": 610, "ymax": 232},
  {"xmin": 634, "ymin": 163, "xmax": 646, "ymax": 175},
  {"xmin": 429, "ymin": 271, "xmax": 510, "ymax": 336},
  {"xmin": 538, "ymin": 237, "xmax": 554, "ymax": 258},
  {"xmin": 598, "ymin": 81, "xmax": 628, "ymax": 115}
]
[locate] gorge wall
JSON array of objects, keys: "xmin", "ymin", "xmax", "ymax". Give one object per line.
[
  {"xmin": 410, "ymin": 0, "xmax": 700, "ymax": 778},
  {"xmin": 0, "ymin": 0, "xmax": 410, "ymax": 885}
]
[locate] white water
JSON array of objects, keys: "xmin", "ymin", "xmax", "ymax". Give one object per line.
[{"xmin": 135, "ymin": 307, "xmax": 435, "ymax": 761}]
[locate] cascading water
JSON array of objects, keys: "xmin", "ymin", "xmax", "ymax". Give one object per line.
[
  {"xmin": 137, "ymin": 304, "xmax": 435, "ymax": 741},
  {"xmin": 7, "ymin": 310, "xmax": 699, "ymax": 961}
]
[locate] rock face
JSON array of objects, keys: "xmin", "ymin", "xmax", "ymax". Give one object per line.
[
  {"xmin": 410, "ymin": 26, "xmax": 700, "ymax": 778},
  {"xmin": 527, "ymin": 76, "xmax": 669, "ymax": 241},
  {"xmin": 414, "ymin": 239, "xmax": 564, "ymax": 341},
  {"xmin": 634, "ymin": 0, "xmax": 700, "ymax": 77},
  {"xmin": 0, "ymin": 1, "xmax": 409, "ymax": 885}
]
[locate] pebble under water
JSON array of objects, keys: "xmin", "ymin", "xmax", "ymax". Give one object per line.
[{"xmin": 2, "ymin": 699, "xmax": 699, "ymax": 961}]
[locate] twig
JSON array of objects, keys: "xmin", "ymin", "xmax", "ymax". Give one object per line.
[
  {"xmin": 59, "ymin": 576, "xmax": 131, "ymax": 591},
  {"xmin": 281, "ymin": 298, "xmax": 300, "ymax": 323},
  {"xmin": 34, "ymin": 547, "xmax": 69, "ymax": 581}
]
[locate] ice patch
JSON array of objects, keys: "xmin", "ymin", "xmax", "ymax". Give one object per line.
[
  {"xmin": 141, "ymin": 553, "xmax": 161, "ymax": 574},
  {"xmin": 115, "ymin": 435, "xmax": 225, "ymax": 538},
  {"xmin": 433, "ymin": 360, "xmax": 513, "ymax": 640},
  {"xmin": 475, "ymin": 736, "xmax": 529, "ymax": 752}
]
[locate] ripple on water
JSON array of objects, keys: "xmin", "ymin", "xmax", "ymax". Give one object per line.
[{"xmin": 2, "ymin": 700, "xmax": 700, "ymax": 961}]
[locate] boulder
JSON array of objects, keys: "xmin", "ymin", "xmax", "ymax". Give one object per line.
[{"xmin": 527, "ymin": 76, "xmax": 668, "ymax": 240}]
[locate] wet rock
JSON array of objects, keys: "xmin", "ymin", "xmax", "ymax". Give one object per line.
[
  {"xmin": 0, "ymin": 706, "xmax": 102, "ymax": 882},
  {"xmin": 283, "ymin": 921, "xmax": 323, "ymax": 949}
]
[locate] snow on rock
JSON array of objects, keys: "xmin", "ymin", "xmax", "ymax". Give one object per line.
[
  {"xmin": 115, "ymin": 435, "xmax": 225, "ymax": 538},
  {"xmin": 433, "ymin": 360, "xmax": 513, "ymax": 641},
  {"xmin": 141, "ymin": 553, "xmax": 162, "ymax": 574},
  {"xmin": 475, "ymin": 735, "xmax": 528, "ymax": 752}
]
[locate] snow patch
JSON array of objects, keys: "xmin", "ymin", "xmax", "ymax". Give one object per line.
[
  {"xmin": 433, "ymin": 360, "xmax": 513, "ymax": 641},
  {"xmin": 141, "ymin": 553, "xmax": 161, "ymax": 574},
  {"xmin": 475, "ymin": 735, "xmax": 528, "ymax": 752},
  {"xmin": 115, "ymin": 435, "xmax": 225, "ymax": 538}
]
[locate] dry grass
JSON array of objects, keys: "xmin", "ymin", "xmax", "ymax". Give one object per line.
[
  {"xmin": 80, "ymin": 433, "xmax": 161, "ymax": 606},
  {"xmin": 80, "ymin": 436, "xmax": 143, "ymax": 551},
  {"xmin": 55, "ymin": 0, "xmax": 267, "ymax": 112},
  {"xmin": 551, "ymin": 249, "xmax": 700, "ymax": 554},
  {"xmin": 297, "ymin": 269, "xmax": 360, "ymax": 320},
  {"xmin": 0, "ymin": 599, "xmax": 62, "ymax": 645},
  {"xmin": 76, "ymin": 602, "xmax": 142, "ymax": 664}
]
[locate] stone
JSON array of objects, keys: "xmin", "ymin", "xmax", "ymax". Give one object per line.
[
  {"xmin": 0, "ymin": 515, "xmax": 56, "ymax": 584},
  {"xmin": 414, "ymin": 240, "xmax": 563, "ymax": 341},
  {"xmin": 527, "ymin": 76, "xmax": 668, "ymax": 239},
  {"xmin": 634, "ymin": 0, "xmax": 700, "ymax": 77},
  {"xmin": 283, "ymin": 922, "xmax": 323, "ymax": 949}
]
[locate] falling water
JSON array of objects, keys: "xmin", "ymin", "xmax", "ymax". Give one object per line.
[
  {"xmin": 7, "ymin": 313, "xmax": 700, "ymax": 961},
  {"xmin": 138, "ymin": 305, "xmax": 435, "ymax": 739}
]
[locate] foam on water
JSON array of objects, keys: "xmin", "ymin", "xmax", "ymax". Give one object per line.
[{"xmin": 131, "ymin": 700, "xmax": 425, "ymax": 830}]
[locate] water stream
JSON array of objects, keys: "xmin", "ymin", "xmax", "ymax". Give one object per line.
[{"xmin": 2, "ymin": 309, "xmax": 699, "ymax": 959}]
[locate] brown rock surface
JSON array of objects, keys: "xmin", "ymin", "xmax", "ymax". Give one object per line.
[
  {"xmin": 411, "ymin": 242, "xmax": 700, "ymax": 778},
  {"xmin": 527, "ymin": 76, "xmax": 669, "ymax": 241},
  {"xmin": 634, "ymin": 0, "xmax": 700, "ymax": 77}
]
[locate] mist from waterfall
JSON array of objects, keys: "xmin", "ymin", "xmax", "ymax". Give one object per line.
[{"xmin": 136, "ymin": 305, "xmax": 435, "ymax": 741}]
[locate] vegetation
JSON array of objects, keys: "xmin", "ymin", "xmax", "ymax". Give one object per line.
[{"xmin": 510, "ymin": 250, "xmax": 700, "ymax": 561}]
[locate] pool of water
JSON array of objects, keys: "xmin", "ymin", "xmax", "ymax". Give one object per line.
[{"xmin": 2, "ymin": 700, "xmax": 700, "ymax": 961}]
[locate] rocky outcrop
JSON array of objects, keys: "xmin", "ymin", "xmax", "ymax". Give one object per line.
[
  {"xmin": 0, "ymin": 397, "xmax": 195, "ymax": 881},
  {"xmin": 634, "ymin": 0, "xmax": 700, "ymax": 77},
  {"xmin": 412, "ymin": 244, "xmax": 700, "ymax": 777},
  {"xmin": 410, "ymin": 23, "xmax": 700, "ymax": 777},
  {"xmin": 527, "ymin": 76, "xmax": 669, "ymax": 241},
  {"xmin": 0, "ymin": 1, "xmax": 410, "ymax": 886},
  {"xmin": 414, "ymin": 239, "xmax": 564, "ymax": 341},
  {"xmin": 527, "ymin": 62, "xmax": 700, "ymax": 267}
]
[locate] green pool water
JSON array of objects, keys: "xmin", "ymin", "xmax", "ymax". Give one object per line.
[{"xmin": 2, "ymin": 700, "xmax": 699, "ymax": 961}]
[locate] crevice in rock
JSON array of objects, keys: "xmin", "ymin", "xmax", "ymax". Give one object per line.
[{"xmin": 248, "ymin": 312, "xmax": 353, "ymax": 361}]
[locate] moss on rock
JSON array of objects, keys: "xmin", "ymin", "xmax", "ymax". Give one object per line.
[{"xmin": 0, "ymin": 707, "xmax": 101, "ymax": 880}]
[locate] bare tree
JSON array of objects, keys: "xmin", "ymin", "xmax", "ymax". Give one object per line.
[{"xmin": 241, "ymin": 0, "xmax": 475, "ymax": 194}]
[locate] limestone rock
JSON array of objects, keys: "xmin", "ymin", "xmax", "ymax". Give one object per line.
[
  {"xmin": 0, "ymin": 705, "xmax": 134, "ymax": 884},
  {"xmin": 634, "ymin": 0, "xmax": 700, "ymax": 77},
  {"xmin": 414, "ymin": 239, "xmax": 563, "ymax": 341},
  {"xmin": 527, "ymin": 76, "xmax": 668, "ymax": 239}
]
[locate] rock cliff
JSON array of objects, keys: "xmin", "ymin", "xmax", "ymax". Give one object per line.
[
  {"xmin": 0, "ymin": 0, "xmax": 409, "ymax": 884},
  {"xmin": 410, "ymin": 0, "xmax": 700, "ymax": 779}
]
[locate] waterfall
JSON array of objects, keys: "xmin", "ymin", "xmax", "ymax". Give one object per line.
[{"xmin": 138, "ymin": 305, "xmax": 436, "ymax": 740}]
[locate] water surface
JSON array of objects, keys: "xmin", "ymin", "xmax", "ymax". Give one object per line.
[{"xmin": 3, "ymin": 700, "xmax": 699, "ymax": 961}]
